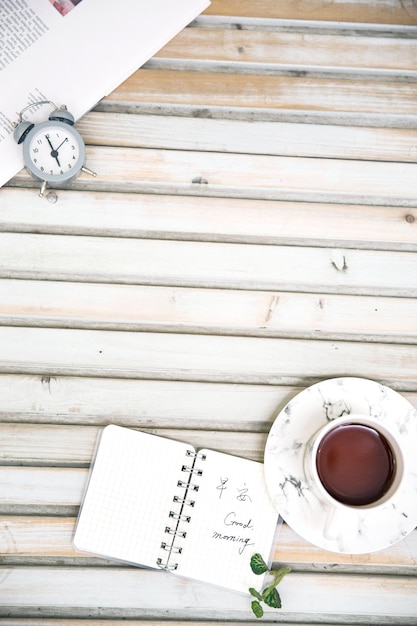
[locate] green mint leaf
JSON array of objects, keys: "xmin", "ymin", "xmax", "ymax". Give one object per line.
[
  {"xmin": 250, "ymin": 553, "xmax": 269, "ymax": 575},
  {"xmin": 251, "ymin": 600, "xmax": 264, "ymax": 618},
  {"xmin": 249, "ymin": 587, "xmax": 263, "ymax": 601},
  {"xmin": 263, "ymin": 586, "xmax": 281, "ymax": 609}
]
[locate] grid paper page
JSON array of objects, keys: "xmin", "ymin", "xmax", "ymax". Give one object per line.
[
  {"xmin": 73, "ymin": 425, "xmax": 192, "ymax": 568},
  {"xmin": 176, "ymin": 449, "xmax": 279, "ymax": 594}
]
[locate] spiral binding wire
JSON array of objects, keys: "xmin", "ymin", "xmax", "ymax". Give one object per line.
[
  {"xmin": 181, "ymin": 465, "xmax": 203, "ymax": 476},
  {"xmin": 156, "ymin": 558, "xmax": 178, "ymax": 570},
  {"xmin": 177, "ymin": 479, "xmax": 199, "ymax": 491},
  {"xmin": 169, "ymin": 511, "xmax": 191, "ymax": 522},
  {"xmin": 157, "ymin": 448, "xmax": 206, "ymax": 571},
  {"xmin": 164, "ymin": 526, "xmax": 187, "ymax": 538},
  {"xmin": 186, "ymin": 450, "xmax": 207, "ymax": 460},
  {"xmin": 173, "ymin": 495, "xmax": 195, "ymax": 507}
]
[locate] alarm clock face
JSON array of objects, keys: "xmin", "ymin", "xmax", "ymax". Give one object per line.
[{"xmin": 22, "ymin": 120, "xmax": 86, "ymax": 184}]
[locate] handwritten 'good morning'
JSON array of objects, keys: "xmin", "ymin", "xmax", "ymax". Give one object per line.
[{"xmin": 212, "ymin": 511, "xmax": 255, "ymax": 554}]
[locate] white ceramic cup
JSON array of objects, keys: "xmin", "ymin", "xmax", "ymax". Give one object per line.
[{"xmin": 304, "ymin": 414, "xmax": 405, "ymax": 538}]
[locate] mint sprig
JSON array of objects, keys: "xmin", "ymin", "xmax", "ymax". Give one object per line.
[{"xmin": 249, "ymin": 553, "xmax": 290, "ymax": 618}]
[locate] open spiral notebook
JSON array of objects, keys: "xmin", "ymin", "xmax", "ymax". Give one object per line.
[{"xmin": 73, "ymin": 425, "xmax": 280, "ymax": 594}]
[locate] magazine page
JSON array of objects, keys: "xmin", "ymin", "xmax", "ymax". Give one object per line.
[{"xmin": 0, "ymin": 0, "xmax": 210, "ymax": 188}]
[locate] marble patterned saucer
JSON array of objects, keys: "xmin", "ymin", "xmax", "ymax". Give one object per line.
[{"xmin": 264, "ymin": 377, "xmax": 417, "ymax": 554}]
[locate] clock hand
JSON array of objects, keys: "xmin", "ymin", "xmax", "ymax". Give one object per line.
[
  {"xmin": 45, "ymin": 135, "xmax": 61, "ymax": 168},
  {"xmin": 55, "ymin": 137, "xmax": 68, "ymax": 151},
  {"xmin": 45, "ymin": 135, "xmax": 55, "ymax": 151}
]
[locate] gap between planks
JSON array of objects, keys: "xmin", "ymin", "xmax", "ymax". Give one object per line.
[{"xmin": 94, "ymin": 100, "xmax": 417, "ymax": 129}]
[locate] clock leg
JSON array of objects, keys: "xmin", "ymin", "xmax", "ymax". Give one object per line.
[
  {"xmin": 81, "ymin": 166, "xmax": 97, "ymax": 177},
  {"xmin": 39, "ymin": 181, "xmax": 47, "ymax": 197}
]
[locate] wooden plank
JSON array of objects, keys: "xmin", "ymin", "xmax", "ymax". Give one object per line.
[
  {"xmin": 10, "ymin": 146, "xmax": 417, "ymax": 203},
  {"xmin": 0, "ymin": 374, "xmax": 297, "ymax": 430},
  {"xmin": 107, "ymin": 70, "xmax": 417, "ymax": 117},
  {"xmin": 0, "ymin": 424, "xmax": 267, "ymax": 465},
  {"xmin": 0, "ymin": 517, "xmax": 75, "ymax": 558},
  {"xmin": 1, "ymin": 234, "xmax": 417, "ymax": 297},
  {"xmin": 1, "ymin": 190, "xmax": 417, "ymax": 250},
  {"xmin": 75, "ymin": 112, "xmax": 417, "ymax": 163},
  {"xmin": 0, "ymin": 467, "xmax": 86, "ymax": 507},
  {"xmin": 205, "ymin": 0, "xmax": 417, "ymax": 26},
  {"xmin": 195, "ymin": 15, "xmax": 417, "ymax": 37},
  {"xmin": 1, "ymin": 279, "xmax": 417, "ymax": 344},
  {"xmin": 0, "ymin": 566, "xmax": 416, "ymax": 620},
  {"xmin": 2, "ymin": 1, "xmax": 416, "ymax": 624},
  {"xmin": 0, "ymin": 622, "xmax": 333, "ymax": 626},
  {"xmin": 0, "ymin": 424, "xmax": 99, "ymax": 467},
  {"xmin": 0, "ymin": 327, "xmax": 417, "ymax": 388},
  {"xmin": 274, "ymin": 525, "xmax": 417, "ymax": 572},
  {"xmin": 0, "ymin": 622, "xmax": 337, "ymax": 626},
  {"xmin": 157, "ymin": 28, "xmax": 417, "ymax": 73},
  {"xmin": 1, "ymin": 517, "xmax": 416, "ymax": 572},
  {"xmin": 0, "ymin": 375, "xmax": 416, "ymax": 430}
]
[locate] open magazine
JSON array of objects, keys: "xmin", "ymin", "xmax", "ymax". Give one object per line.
[{"xmin": 0, "ymin": 0, "xmax": 210, "ymax": 188}]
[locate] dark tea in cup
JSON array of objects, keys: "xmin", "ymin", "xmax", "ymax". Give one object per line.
[{"xmin": 316, "ymin": 423, "xmax": 395, "ymax": 506}]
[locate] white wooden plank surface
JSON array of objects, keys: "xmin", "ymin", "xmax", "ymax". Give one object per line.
[
  {"xmin": 108, "ymin": 71, "xmax": 417, "ymax": 117},
  {"xmin": 1, "ymin": 1, "xmax": 417, "ymax": 623},
  {"xmin": 1, "ymin": 234, "xmax": 417, "ymax": 296},
  {"xmin": 0, "ymin": 374, "xmax": 295, "ymax": 429},
  {"xmin": 205, "ymin": 0, "xmax": 417, "ymax": 25},
  {"xmin": 157, "ymin": 28, "xmax": 417, "ymax": 72},
  {"xmin": 0, "ymin": 567, "xmax": 416, "ymax": 621},
  {"xmin": 0, "ymin": 423, "xmax": 266, "ymax": 464},
  {"xmin": 77, "ymin": 112, "xmax": 417, "ymax": 162},
  {"xmin": 10, "ymin": 146, "xmax": 417, "ymax": 203},
  {"xmin": 0, "ymin": 466, "xmax": 85, "ymax": 507},
  {"xmin": 1, "ymin": 326, "xmax": 417, "ymax": 387},
  {"xmin": 0, "ymin": 375, "xmax": 416, "ymax": 429},
  {"xmin": 0, "ymin": 622, "xmax": 342, "ymax": 626},
  {"xmin": 2, "ymin": 189, "xmax": 416, "ymax": 250},
  {"xmin": 2, "ymin": 617, "xmax": 344, "ymax": 626},
  {"xmin": 1, "ymin": 279, "xmax": 417, "ymax": 343}
]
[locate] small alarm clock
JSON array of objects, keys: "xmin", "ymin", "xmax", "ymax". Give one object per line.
[{"xmin": 13, "ymin": 100, "xmax": 96, "ymax": 197}]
